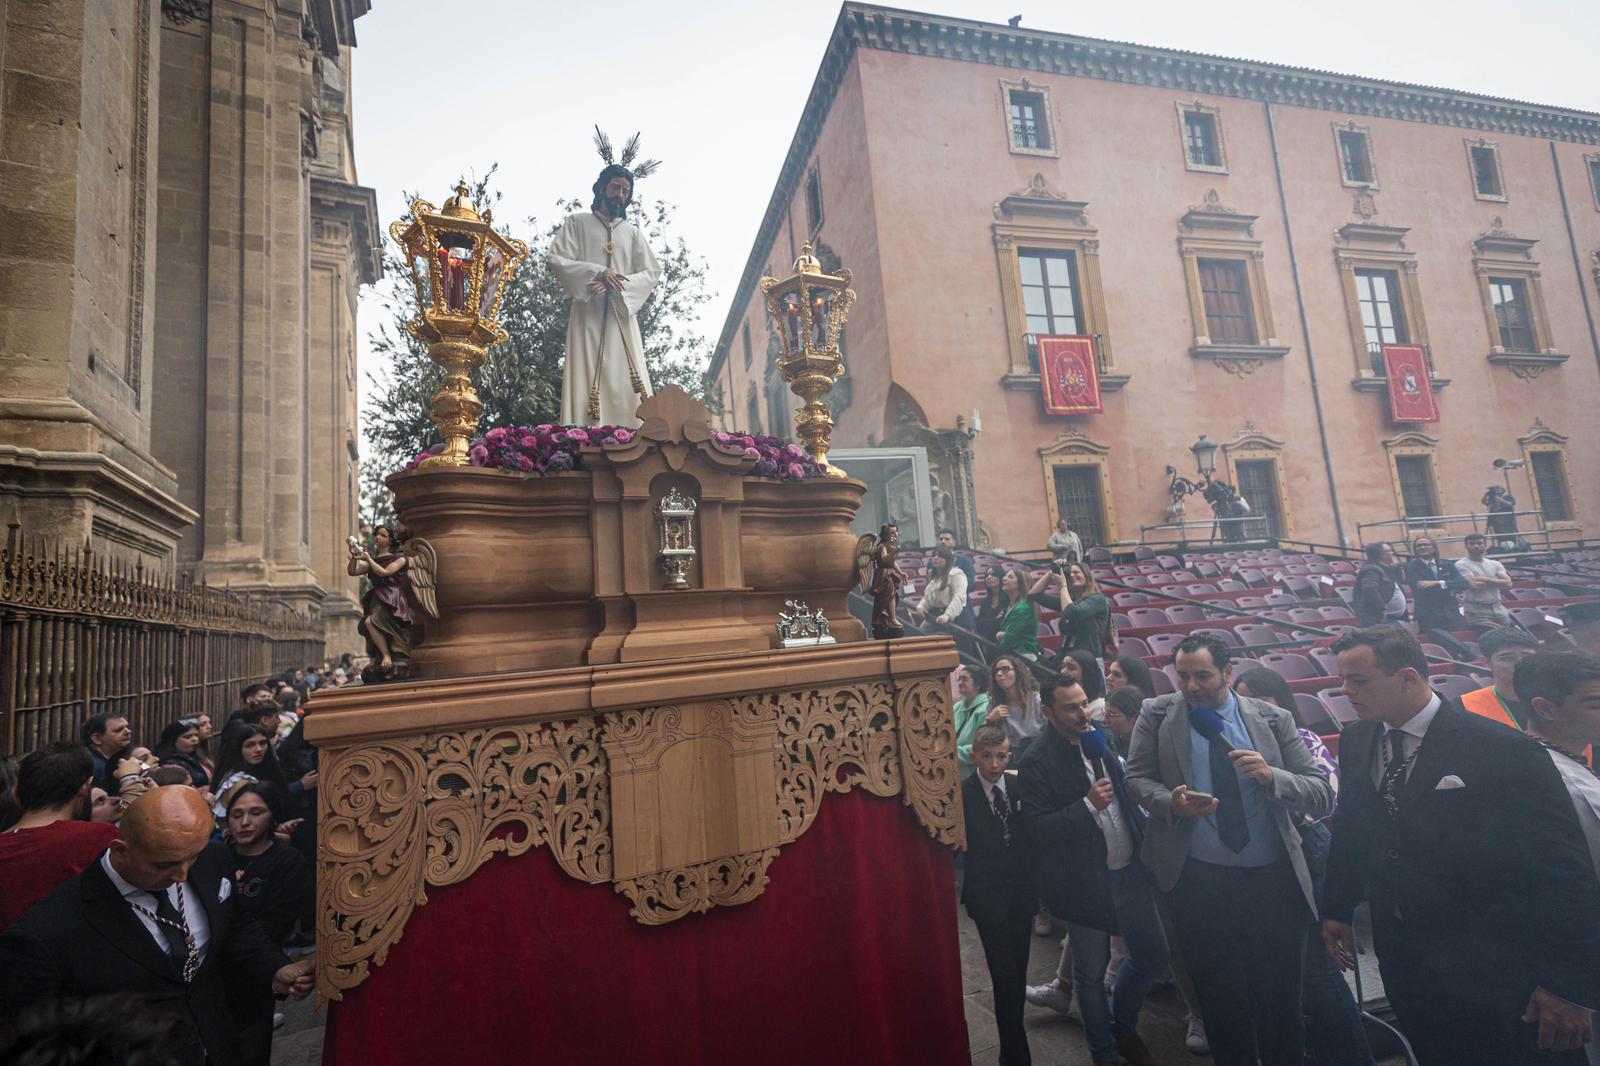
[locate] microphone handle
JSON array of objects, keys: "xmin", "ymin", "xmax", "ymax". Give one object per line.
[{"xmin": 1091, "ymin": 756, "xmax": 1106, "ymax": 781}]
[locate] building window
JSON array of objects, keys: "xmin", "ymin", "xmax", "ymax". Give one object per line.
[
  {"xmin": 804, "ymin": 162, "xmax": 824, "ymax": 235},
  {"xmin": 1337, "ymin": 129, "xmax": 1374, "ymax": 185},
  {"xmin": 1529, "ymin": 451, "xmax": 1571, "ymax": 523},
  {"xmin": 1178, "ymin": 102, "xmax": 1226, "ymax": 172},
  {"xmin": 1197, "ymin": 258, "xmax": 1256, "ymax": 345},
  {"xmin": 746, "ymin": 386, "xmax": 762, "ymax": 435},
  {"xmin": 1489, "ymin": 277, "xmax": 1535, "ymax": 352},
  {"xmin": 1467, "ymin": 140, "xmax": 1505, "ymax": 200},
  {"xmin": 1395, "ymin": 454, "xmax": 1439, "ymax": 519},
  {"xmin": 1588, "ymin": 154, "xmax": 1600, "ymax": 211},
  {"xmin": 1019, "ymin": 249, "xmax": 1083, "ymax": 370},
  {"xmin": 765, "ymin": 364, "xmax": 789, "ymax": 440},
  {"xmin": 1234, "ymin": 459, "xmax": 1284, "ymax": 539},
  {"xmin": 741, "ymin": 322, "xmax": 753, "ymax": 368},
  {"xmin": 1010, "ymin": 91, "xmax": 1048, "ymax": 150},
  {"xmin": 1001, "ymin": 79, "xmax": 1057, "ymax": 157},
  {"xmin": 1354, "ymin": 268, "xmax": 1409, "ymax": 373},
  {"xmin": 1051, "ymin": 464, "xmax": 1106, "ymax": 549}
]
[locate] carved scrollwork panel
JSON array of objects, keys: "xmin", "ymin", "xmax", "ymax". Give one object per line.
[
  {"xmin": 894, "ymin": 678, "xmax": 967, "ymax": 848},
  {"xmin": 318, "ymin": 720, "xmax": 612, "ymax": 1001},
  {"xmin": 615, "ymin": 848, "xmax": 779, "ymax": 926}
]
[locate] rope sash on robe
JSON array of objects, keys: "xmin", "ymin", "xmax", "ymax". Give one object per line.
[{"xmin": 588, "ymin": 221, "xmax": 651, "ymax": 423}]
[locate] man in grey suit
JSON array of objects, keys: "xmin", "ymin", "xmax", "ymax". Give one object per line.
[{"xmin": 1125, "ymin": 633, "xmax": 1332, "ymax": 1066}]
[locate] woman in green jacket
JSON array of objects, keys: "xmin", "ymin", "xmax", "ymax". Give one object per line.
[
  {"xmin": 952, "ymin": 664, "xmax": 991, "ymax": 778},
  {"xmin": 994, "ymin": 567, "xmax": 1040, "ymax": 658},
  {"xmin": 1029, "ymin": 560, "xmax": 1110, "ymax": 662}
]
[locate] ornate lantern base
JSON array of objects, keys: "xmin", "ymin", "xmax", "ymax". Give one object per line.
[{"xmin": 419, "ymin": 338, "xmax": 488, "ymax": 468}]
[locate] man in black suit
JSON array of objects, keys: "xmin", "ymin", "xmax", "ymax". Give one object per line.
[
  {"xmin": 1017, "ymin": 678, "xmax": 1164, "ymax": 1066},
  {"xmin": 0, "ymin": 785, "xmax": 314, "ymax": 1066},
  {"xmin": 960, "ymin": 725, "xmax": 1035, "ymax": 1066},
  {"xmin": 1322, "ymin": 625, "xmax": 1600, "ymax": 1065}
]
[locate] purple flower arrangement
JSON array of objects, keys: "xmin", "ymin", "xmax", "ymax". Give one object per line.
[{"xmin": 399, "ymin": 426, "xmax": 827, "ymax": 482}]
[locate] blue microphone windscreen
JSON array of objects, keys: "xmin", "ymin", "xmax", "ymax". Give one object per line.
[
  {"xmin": 1187, "ymin": 705, "xmax": 1228, "ymax": 741},
  {"xmin": 1079, "ymin": 729, "xmax": 1109, "ymax": 760}
]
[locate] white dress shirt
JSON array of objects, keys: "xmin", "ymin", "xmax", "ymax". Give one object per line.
[
  {"xmin": 1373, "ymin": 693, "xmax": 1442, "ymax": 787},
  {"xmin": 100, "ymin": 851, "xmax": 213, "ymax": 965},
  {"xmin": 1078, "ymin": 745, "xmax": 1134, "ymax": 870}
]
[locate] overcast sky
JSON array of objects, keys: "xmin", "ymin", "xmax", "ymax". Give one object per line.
[{"xmin": 349, "ymin": 0, "xmax": 1600, "ymax": 422}]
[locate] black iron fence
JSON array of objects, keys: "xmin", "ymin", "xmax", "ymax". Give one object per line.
[{"xmin": 1, "ymin": 526, "xmax": 324, "ymax": 757}]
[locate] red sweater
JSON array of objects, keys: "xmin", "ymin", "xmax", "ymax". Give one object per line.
[{"xmin": 0, "ymin": 820, "xmax": 118, "ymax": 929}]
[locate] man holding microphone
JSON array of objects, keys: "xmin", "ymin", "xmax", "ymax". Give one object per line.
[{"xmin": 1125, "ymin": 633, "xmax": 1332, "ymax": 1066}]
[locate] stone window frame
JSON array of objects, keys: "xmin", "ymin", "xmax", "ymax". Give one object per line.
[
  {"xmin": 1465, "ymin": 137, "xmax": 1508, "ymax": 203},
  {"xmin": 1332, "ymin": 223, "xmax": 1448, "ymax": 391},
  {"xmin": 1585, "ymin": 152, "xmax": 1600, "ymax": 212},
  {"xmin": 1382, "ymin": 431, "xmax": 1447, "ymax": 533},
  {"xmin": 992, "ymin": 175, "xmax": 1127, "ymax": 392},
  {"xmin": 1332, "ymin": 120, "xmax": 1378, "ymax": 189},
  {"xmin": 1038, "ymin": 431, "xmax": 1117, "ymax": 545},
  {"xmin": 1177, "ymin": 100, "xmax": 1228, "ymax": 175},
  {"xmin": 741, "ymin": 321, "xmax": 753, "ymax": 369},
  {"xmin": 1177, "ymin": 190, "xmax": 1288, "ymax": 373},
  {"xmin": 999, "ymin": 78, "xmax": 1060, "ymax": 159},
  {"xmin": 1518, "ymin": 423, "xmax": 1580, "ymax": 532},
  {"xmin": 1221, "ymin": 426, "xmax": 1294, "ymax": 540},
  {"xmin": 1471, "ymin": 223, "xmax": 1566, "ymax": 377}
]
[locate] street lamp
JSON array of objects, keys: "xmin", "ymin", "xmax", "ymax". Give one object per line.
[
  {"xmin": 1167, "ymin": 433, "xmax": 1250, "ymax": 543},
  {"xmin": 389, "ymin": 182, "xmax": 530, "ymax": 468},
  {"xmin": 1190, "ymin": 434, "xmax": 1219, "ymax": 477},
  {"xmin": 759, "ymin": 243, "xmax": 856, "ymax": 476}
]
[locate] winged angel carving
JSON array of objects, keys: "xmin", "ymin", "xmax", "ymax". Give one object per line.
[
  {"xmin": 854, "ymin": 522, "xmax": 908, "ymax": 640},
  {"xmin": 347, "ymin": 523, "xmax": 440, "ymax": 680}
]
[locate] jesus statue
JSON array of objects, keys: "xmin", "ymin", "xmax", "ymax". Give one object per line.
[{"xmin": 548, "ymin": 131, "xmax": 662, "ymax": 426}]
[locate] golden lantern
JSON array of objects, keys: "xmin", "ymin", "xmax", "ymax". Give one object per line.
[
  {"xmin": 389, "ymin": 182, "xmax": 530, "ymax": 468},
  {"xmin": 759, "ymin": 243, "xmax": 856, "ymax": 476}
]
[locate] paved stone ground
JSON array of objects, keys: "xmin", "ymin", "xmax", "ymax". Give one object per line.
[{"xmin": 959, "ymin": 912, "xmax": 1207, "ymax": 1066}]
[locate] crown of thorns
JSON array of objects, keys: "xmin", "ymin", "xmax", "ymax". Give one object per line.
[{"xmin": 592, "ymin": 127, "xmax": 661, "ymax": 180}]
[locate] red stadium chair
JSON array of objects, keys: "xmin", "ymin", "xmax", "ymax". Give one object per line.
[
  {"xmin": 1128, "ymin": 607, "xmax": 1171, "ymax": 628},
  {"xmin": 1318, "ymin": 689, "xmax": 1360, "ymax": 727},
  {"xmin": 1258, "ymin": 652, "xmax": 1319, "ymax": 681}
]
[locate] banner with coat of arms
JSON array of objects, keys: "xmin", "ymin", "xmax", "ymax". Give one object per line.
[
  {"xmin": 1039, "ymin": 335, "xmax": 1103, "ymax": 416},
  {"xmin": 1382, "ymin": 343, "xmax": 1438, "ymax": 423}
]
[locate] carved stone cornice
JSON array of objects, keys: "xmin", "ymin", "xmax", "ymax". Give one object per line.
[
  {"xmin": 1472, "ymin": 218, "xmax": 1539, "ymax": 260},
  {"xmin": 1179, "ymin": 189, "xmax": 1257, "ymax": 238},
  {"xmin": 309, "ymin": 638, "xmax": 962, "ymax": 1003},
  {"xmin": 706, "ymin": 5, "xmax": 1600, "ymax": 385},
  {"xmin": 994, "ymin": 173, "xmax": 1090, "ymax": 223}
]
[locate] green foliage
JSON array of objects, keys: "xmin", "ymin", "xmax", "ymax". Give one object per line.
[{"xmin": 360, "ymin": 165, "xmax": 719, "ymax": 527}]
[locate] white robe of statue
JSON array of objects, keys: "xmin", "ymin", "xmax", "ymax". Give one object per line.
[{"xmin": 548, "ymin": 210, "xmax": 660, "ymax": 426}]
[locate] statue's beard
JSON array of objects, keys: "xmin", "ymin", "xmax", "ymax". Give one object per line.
[{"xmin": 602, "ymin": 195, "xmax": 628, "ymax": 218}]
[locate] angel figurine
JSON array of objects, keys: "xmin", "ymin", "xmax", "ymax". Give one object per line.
[
  {"xmin": 854, "ymin": 522, "xmax": 908, "ymax": 640},
  {"xmin": 347, "ymin": 523, "xmax": 438, "ymax": 680}
]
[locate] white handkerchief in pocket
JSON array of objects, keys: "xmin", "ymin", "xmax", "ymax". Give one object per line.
[
  {"xmin": 218, "ymin": 879, "xmax": 233, "ymax": 902},
  {"xmin": 1434, "ymin": 774, "xmax": 1466, "ymax": 791}
]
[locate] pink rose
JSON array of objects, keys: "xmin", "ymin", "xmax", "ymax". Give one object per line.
[
  {"xmin": 469, "ymin": 444, "xmax": 489, "ymax": 465},
  {"xmin": 742, "ymin": 447, "xmax": 761, "ymax": 460},
  {"xmin": 566, "ymin": 428, "xmax": 591, "ymax": 444},
  {"xmin": 612, "ymin": 428, "xmax": 635, "ymax": 444},
  {"xmin": 785, "ymin": 463, "xmax": 806, "ymax": 480}
]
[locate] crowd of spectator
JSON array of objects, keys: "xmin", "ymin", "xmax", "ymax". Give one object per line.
[
  {"xmin": 0, "ymin": 654, "xmax": 361, "ymax": 1065},
  {"xmin": 941, "ymin": 527, "xmax": 1600, "ymax": 1066}
]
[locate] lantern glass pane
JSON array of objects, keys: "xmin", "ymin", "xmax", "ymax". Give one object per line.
[
  {"xmin": 809, "ymin": 289, "xmax": 832, "ymax": 349},
  {"xmin": 781, "ymin": 291, "xmax": 803, "ymax": 352},
  {"xmin": 437, "ymin": 232, "xmax": 473, "ymax": 313},
  {"xmin": 479, "ymin": 245, "xmax": 506, "ymax": 320}
]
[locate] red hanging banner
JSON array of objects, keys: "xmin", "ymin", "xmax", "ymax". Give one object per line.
[
  {"xmin": 1382, "ymin": 343, "xmax": 1438, "ymax": 423},
  {"xmin": 1039, "ymin": 335, "xmax": 1103, "ymax": 415}
]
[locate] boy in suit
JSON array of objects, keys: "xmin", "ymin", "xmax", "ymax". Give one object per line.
[{"xmin": 961, "ymin": 725, "xmax": 1035, "ymax": 1066}]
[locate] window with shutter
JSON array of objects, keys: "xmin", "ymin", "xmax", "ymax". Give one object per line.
[
  {"xmin": 1234, "ymin": 460, "xmax": 1283, "ymax": 539},
  {"xmin": 1198, "ymin": 259, "xmax": 1257, "ymax": 345},
  {"xmin": 1529, "ymin": 452, "xmax": 1571, "ymax": 522},
  {"xmin": 1489, "ymin": 278, "xmax": 1534, "ymax": 351},
  {"xmin": 1019, "ymin": 249, "xmax": 1084, "ymax": 370},
  {"xmin": 1051, "ymin": 465, "xmax": 1106, "ymax": 550},
  {"xmin": 1395, "ymin": 455, "xmax": 1439, "ymax": 519}
]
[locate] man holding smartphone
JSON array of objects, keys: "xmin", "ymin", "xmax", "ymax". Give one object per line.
[{"xmin": 1124, "ymin": 633, "xmax": 1332, "ymax": 1066}]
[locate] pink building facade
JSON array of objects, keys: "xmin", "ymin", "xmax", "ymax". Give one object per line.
[{"xmin": 708, "ymin": 5, "xmax": 1600, "ymax": 553}]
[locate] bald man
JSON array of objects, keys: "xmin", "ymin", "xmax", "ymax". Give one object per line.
[{"xmin": 0, "ymin": 785, "xmax": 312, "ymax": 1066}]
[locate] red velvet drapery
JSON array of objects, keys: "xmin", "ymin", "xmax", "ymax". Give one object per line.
[{"xmin": 324, "ymin": 790, "xmax": 969, "ymax": 1065}]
